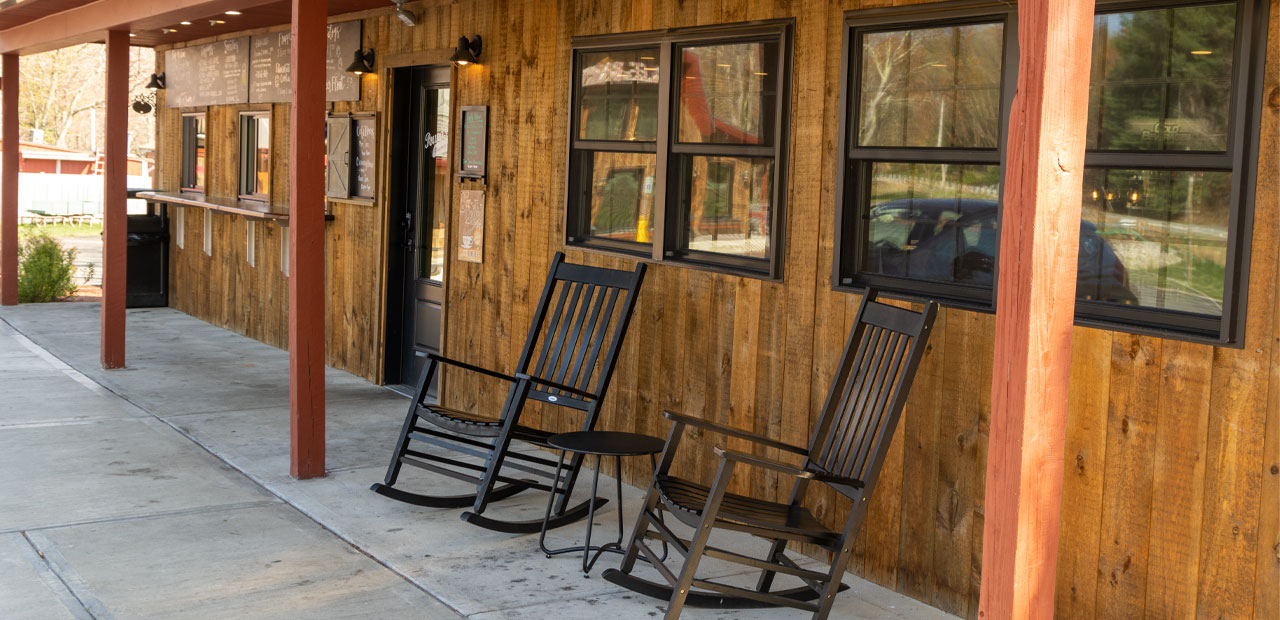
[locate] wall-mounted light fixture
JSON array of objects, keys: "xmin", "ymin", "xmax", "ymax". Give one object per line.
[
  {"xmin": 146, "ymin": 72, "xmax": 166, "ymax": 89},
  {"xmin": 450, "ymin": 35, "xmax": 482, "ymax": 66},
  {"xmin": 392, "ymin": 0, "xmax": 417, "ymax": 26},
  {"xmin": 346, "ymin": 49, "xmax": 375, "ymax": 75}
]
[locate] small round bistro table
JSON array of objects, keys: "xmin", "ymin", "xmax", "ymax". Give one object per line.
[{"xmin": 539, "ymin": 430, "xmax": 666, "ymax": 574}]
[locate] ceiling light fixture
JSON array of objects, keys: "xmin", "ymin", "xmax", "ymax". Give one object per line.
[
  {"xmin": 225, "ymin": 10, "xmax": 241, "ymax": 15},
  {"xmin": 392, "ymin": 0, "xmax": 417, "ymax": 26}
]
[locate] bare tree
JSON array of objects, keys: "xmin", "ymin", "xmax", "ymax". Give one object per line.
[{"xmin": 17, "ymin": 44, "xmax": 155, "ymax": 156}]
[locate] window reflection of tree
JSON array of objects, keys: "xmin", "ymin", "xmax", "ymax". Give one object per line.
[
  {"xmin": 858, "ymin": 23, "xmax": 1003, "ymax": 149},
  {"xmin": 593, "ymin": 167, "xmax": 643, "ymax": 236}
]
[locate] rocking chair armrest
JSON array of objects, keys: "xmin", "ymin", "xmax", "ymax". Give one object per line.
[
  {"xmin": 712, "ymin": 446, "xmax": 813, "ymax": 479},
  {"xmin": 426, "ymin": 353, "xmax": 517, "ymax": 383},
  {"xmin": 662, "ymin": 411, "xmax": 809, "ymax": 456},
  {"xmin": 513, "ymin": 373, "xmax": 597, "ymax": 400}
]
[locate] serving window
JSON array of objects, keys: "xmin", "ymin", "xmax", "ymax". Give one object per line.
[
  {"xmin": 239, "ymin": 111, "xmax": 271, "ymax": 201},
  {"xmin": 180, "ymin": 112, "xmax": 206, "ymax": 193},
  {"xmin": 835, "ymin": 0, "xmax": 1269, "ymax": 344},
  {"xmin": 567, "ymin": 22, "xmax": 792, "ymax": 278}
]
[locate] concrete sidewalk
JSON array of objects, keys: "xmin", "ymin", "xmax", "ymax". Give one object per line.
[{"xmin": 0, "ymin": 303, "xmax": 957, "ymax": 620}]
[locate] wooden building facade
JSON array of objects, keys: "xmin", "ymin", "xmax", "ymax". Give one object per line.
[{"xmin": 140, "ymin": 1, "xmax": 1279, "ymax": 619}]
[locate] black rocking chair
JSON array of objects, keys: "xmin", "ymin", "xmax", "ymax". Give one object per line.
[
  {"xmin": 603, "ymin": 289, "xmax": 938, "ymax": 619},
  {"xmin": 372, "ymin": 252, "xmax": 646, "ymax": 533}
]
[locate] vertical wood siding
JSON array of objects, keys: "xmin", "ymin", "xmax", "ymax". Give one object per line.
[{"xmin": 153, "ymin": 1, "xmax": 1280, "ymax": 618}]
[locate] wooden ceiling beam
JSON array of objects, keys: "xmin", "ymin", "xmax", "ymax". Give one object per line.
[{"xmin": 0, "ymin": 0, "xmax": 276, "ymax": 54}]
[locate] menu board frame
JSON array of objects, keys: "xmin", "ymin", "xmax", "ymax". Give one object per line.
[
  {"xmin": 457, "ymin": 106, "xmax": 488, "ymax": 181},
  {"xmin": 324, "ymin": 112, "xmax": 379, "ymax": 205}
]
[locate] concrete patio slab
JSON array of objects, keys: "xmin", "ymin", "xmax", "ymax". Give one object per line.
[
  {"xmin": 0, "ymin": 416, "xmax": 277, "ymax": 533},
  {"xmin": 169, "ymin": 396, "xmax": 407, "ymax": 483},
  {"xmin": 0, "ymin": 303, "xmax": 959, "ymax": 620},
  {"xmin": 0, "ymin": 533, "xmax": 84, "ymax": 620},
  {"xmin": 26, "ymin": 504, "xmax": 462, "ymax": 620}
]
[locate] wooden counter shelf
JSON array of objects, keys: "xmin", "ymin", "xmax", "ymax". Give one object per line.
[{"xmin": 135, "ymin": 191, "xmax": 333, "ymax": 226}]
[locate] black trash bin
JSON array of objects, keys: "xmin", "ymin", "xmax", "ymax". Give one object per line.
[{"xmin": 126, "ymin": 213, "xmax": 168, "ymax": 308}]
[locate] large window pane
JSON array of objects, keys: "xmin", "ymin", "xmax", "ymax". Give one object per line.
[
  {"xmin": 681, "ymin": 155, "xmax": 773, "ymax": 259},
  {"xmin": 858, "ymin": 22, "xmax": 1004, "ymax": 148},
  {"xmin": 581, "ymin": 151, "xmax": 656, "ymax": 244},
  {"xmin": 862, "ymin": 162, "xmax": 1001, "ymax": 285},
  {"xmin": 1087, "ymin": 3, "xmax": 1236, "ymax": 152},
  {"xmin": 253, "ymin": 116, "xmax": 270, "ymax": 196},
  {"xmin": 677, "ymin": 42, "xmax": 778, "ymax": 145},
  {"xmin": 195, "ymin": 118, "xmax": 206, "ymax": 191},
  {"xmin": 578, "ymin": 49, "xmax": 660, "ymax": 142},
  {"xmin": 1080, "ymin": 168, "xmax": 1230, "ymax": 314}
]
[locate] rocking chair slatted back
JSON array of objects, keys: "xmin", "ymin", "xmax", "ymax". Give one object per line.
[
  {"xmin": 808, "ymin": 292, "xmax": 937, "ymax": 487},
  {"xmin": 518, "ymin": 253, "xmax": 643, "ymax": 402}
]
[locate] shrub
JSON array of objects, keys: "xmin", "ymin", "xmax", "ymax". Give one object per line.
[{"xmin": 17, "ymin": 233, "xmax": 85, "ymax": 302}]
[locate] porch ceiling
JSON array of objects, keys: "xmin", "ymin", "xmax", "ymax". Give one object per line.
[{"xmin": 0, "ymin": 0, "xmax": 391, "ymax": 54}]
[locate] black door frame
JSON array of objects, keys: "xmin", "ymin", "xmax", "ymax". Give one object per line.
[{"xmin": 384, "ymin": 65, "xmax": 452, "ymax": 389}]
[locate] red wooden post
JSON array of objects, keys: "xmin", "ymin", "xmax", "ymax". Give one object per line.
[
  {"xmin": 288, "ymin": 0, "xmax": 327, "ymax": 479},
  {"xmin": 100, "ymin": 30, "xmax": 129, "ymax": 369},
  {"xmin": 0, "ymin": 53, "xmax": 17, "ymax": 306},
  {"xmin": 978, "ymin": 2, "xmax": 1095, "ymax": 619}
]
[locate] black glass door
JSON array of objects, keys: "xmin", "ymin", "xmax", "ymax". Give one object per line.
[{"xmin": 387, "ymin": 66, "xmax": 451, "ymax": 391}]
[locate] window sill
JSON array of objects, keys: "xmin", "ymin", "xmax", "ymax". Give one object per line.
[
  {"xmin": 566, "ymin": 240, "xmax": 780, "ymax": 283},
  {"xmin": 830, "ymin": 279, "xmax": 1237, "ymax": 348}
]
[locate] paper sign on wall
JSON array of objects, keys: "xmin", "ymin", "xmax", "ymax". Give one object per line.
[{"xmin": 459, "ymin": 189, "xmax": 485, "ymax": 263}]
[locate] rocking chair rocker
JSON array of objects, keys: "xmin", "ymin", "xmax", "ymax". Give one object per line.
[
  {"xmin": 371, "ymin": 252, "xmax": 647, "ymax": 533},
  {"xmin": 602, "ymin": 289, "xmax": 938, "ymax": 619}
]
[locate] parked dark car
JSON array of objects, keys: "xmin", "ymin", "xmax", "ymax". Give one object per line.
[{"xmin": 864, "ymin": 198, "xmax": 1138, "ymax": 304}]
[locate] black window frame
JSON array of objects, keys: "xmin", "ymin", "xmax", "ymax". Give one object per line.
[
  {"xmin": 834, "ymin": 0, "xmax": 1270, "ymax": 346},
  {"xmin": 566, "ymin": 20, "xmax": 793, "ymax": 279},
  {"xmin": 180, "ymin": 111, "xmax": 206, "ymax": 194},
  {"xmin": 239, "ymin": 110, "xmax": 272, "ymax": 202}
]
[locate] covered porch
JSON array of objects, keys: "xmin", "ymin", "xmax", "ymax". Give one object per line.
[
  {"xmin": 0, "ymin": 1, "xmax": 1274, "ymax": 619},
  {"xmin": 0, "ymin": 302, "xmax": 953, "ymax": 619}
]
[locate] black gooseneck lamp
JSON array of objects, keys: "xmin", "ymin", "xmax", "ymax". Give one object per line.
[
  {"xmin": 449, "ymin": 35, "xmax": 482, "ymax": 66},
  {"xmin": 346, "ymin": 49, "xmax": 375, "ymax": 75},
  {"xmin": 146, "ymin": 72, "xmax": 166, "ymax": 89}
]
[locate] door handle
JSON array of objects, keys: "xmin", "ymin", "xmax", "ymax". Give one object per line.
[{"xmin": 401, "ymin": 211, "xmax": 414, "ymax": 250}]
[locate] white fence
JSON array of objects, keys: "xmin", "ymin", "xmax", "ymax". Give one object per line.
[{"xmin": 19, "ymin": 173, "xmax": 154, "ymax": 216}]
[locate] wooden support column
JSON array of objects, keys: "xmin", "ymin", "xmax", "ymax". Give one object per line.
[
  {"xmin": 288, "ymin": 0, "xmax": 327, "ymax": 479},
  {"xmin": 978, "ymin": 2, "xmax": 1095, "ymax": 619},
  {"xmin": 0, "ymin": 54, "xmax": 17, "ymax": 306},
  {"xmin": 100, "ymin": 30, "xmax": 129, "ymax": 369}
]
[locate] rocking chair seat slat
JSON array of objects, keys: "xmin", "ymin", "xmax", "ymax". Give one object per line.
[
  {"xmin": 655, "ymin": 475, "xmax": 839, "ymax": 545},
  {"xmin": 417, "ymin": 405, "xmax": 556, "ymax": 445}
]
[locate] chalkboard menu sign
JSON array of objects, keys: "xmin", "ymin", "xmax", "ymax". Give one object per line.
[
  {"xmin": 352, "ymin": 115, "xmax": 377, "ymax": 199},
  {"xmin": 249, "ymin": 31, "xmax": 293, "ymax": 104},
  {"xmin": 324, "ymin": 22, "xmax": 363, "ymax": 102},
  {"xmin": 165, "ymin": 38, "xmax": 250, "ymax": 108},
  {"xmin": 458, "ymin": 106, "xmax": 487, "ymax": 181},
  {"xmin": 166, "ymin": 21, "xmax": 362, "ymax": 107}
]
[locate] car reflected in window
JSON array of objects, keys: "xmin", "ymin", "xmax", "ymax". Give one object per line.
[{"xmin": 864, "ymin": 198, "xmax": 1138, "ymax": 304}]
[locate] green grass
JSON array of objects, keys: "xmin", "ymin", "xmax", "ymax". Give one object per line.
[
  {"xmin": 1187, "ymin": 255, "xmax": 1226, "ymax": 301},
  {"xmin": 19, "ymin": 223, "xmax": 103, "ymax": 238}
]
